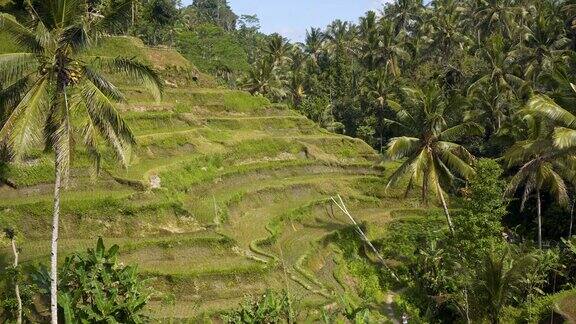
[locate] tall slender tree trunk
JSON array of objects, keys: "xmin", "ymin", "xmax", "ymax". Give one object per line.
[
  {"xmin": 379, "ymin": 105, "xmax": 384, "ymax": 154},
  {"xmin": 131, "ymin": 1, "xmax": 135, "ymax": 28},
  {"xmin": 422, "ymin": 175, "xmax": 429, "ymax": 207},
  {"xmin": 569, "ymin": 197, "xmax": 575, "ymax": 238},
  {"xmin": 11, "ymin": 237, "xmax": 22, "ymax": 324},
  {"xmin": 536, "ymin": 189, "xmax": 542, "ymax": 249},
  {"xmin": 50, "ymin": 157, "xmax": 62, "ymax": 324},
  {"xmin": 436, "ymin": 181, "xmax": 455, "ymax": 234}
]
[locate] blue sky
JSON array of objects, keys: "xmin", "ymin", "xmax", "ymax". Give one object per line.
[{"xmin": 182, "ymin": 0, "xmax": 392, "ymax": 41}]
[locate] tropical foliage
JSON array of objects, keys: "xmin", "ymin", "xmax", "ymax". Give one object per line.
[
  {"xmin": 57, "ymin": 238, "xmax": 150, "ymax": 323},
  {"xmin": 0, "ymin": 0, "xmax": 162, "ymax": 322},
  {"xmin": 2, "ymin": 0, "xmax": 576, "ymax": 323}
]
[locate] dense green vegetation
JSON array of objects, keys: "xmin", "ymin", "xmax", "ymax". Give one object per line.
[
  {"xmin": 236, "ymin": 0, "xmax": 576, "ymax": 320},
  {"xmin": 1, "ymin": 0, "xmax": 576, "ymax": 323}
]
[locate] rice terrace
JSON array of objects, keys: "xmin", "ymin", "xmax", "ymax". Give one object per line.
[{"xmin": 1, "ymin": 0, "xmax": 576, "ymax": 323}]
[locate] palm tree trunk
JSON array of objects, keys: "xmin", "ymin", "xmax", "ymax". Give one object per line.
[
  {"xmin": 50, "ymin": 157, "xmax": 62, "ymax": 324},
  {"xmin": 536, "ymin": 189, "xmax": 542, "ymax": 249},
  {"xmin": 379, "ymin": 105, "xmax": 385, "ymax": 154},
  {"xmin": 11, "ymin": 238, "xmax": 22, "ymax": 324},
  {"xmin": 569, "ymin": 197, "xmax": 574, "ymax": 238},
  {"xmin": 436, "ymin": 181, "xmax": 455, "ymax": 234},
  {"xmin": 422, "ymin": 174, "xmax": 429, "ymax": 207},
  {"xmin": 131, "ymin": 1, "xmax": 135, "ymax": 29}
]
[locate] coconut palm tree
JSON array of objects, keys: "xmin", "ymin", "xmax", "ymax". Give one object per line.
[
  {"xmin": 469, "ymin": 34, "xmax": 525, "ymax": 96},
  {"xmin": 473, "ymin": 0, "xmax": 519, "ymax": 41},
  {"xmin": 264, "ymin": 33, "xmax": 292, "ymax": 67},
  {"xmin": 504, "ymin": 100, "xmax": 574, "ymax": 248},
  {"xmin": 303, "ymin": 27, "xmax": 325, "ymax": 68},
  {"xmin": 384, "ymin": 0, "xmax": 423, "ymax": 35},
  {"xmin": 476, "ymin": 249, "xmax": 536, "ymax": 324},
  {"xmin": 428, "ymin": 0, "xmax": 472, "ymax": 57},
  {"xmin": 358, "ymin": 11, "xmax": 380, "ymax": 70},
  {"xmin": 385, "ymin": 85, "xmax": 483, "ymax": 234},
  {"xmin": 377, "ymin": 19, "xmax": 410, "ymax": 77},
  {"xmin": 325, "ymin": 19, "xmax": 352, "ymax": 58},
  {"xmin": 240, "ymin": 55, "xmax": 286, "ymax": 101},
  {"xmin": 508, "ymin": 6, "xmax": 571, "ymax": 85},
  {"xmin": 0, "ymin": 1, "xmax": 163, "ymax": 322},
  {"xmin": 361, "ymin": 69, "xmax": 396, "ymax": 152}
]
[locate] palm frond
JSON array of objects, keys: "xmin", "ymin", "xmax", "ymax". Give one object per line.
[
  {"xmin": 39, "ymin": 0, "xmax": 86, "ymax": 29},
  {"xmin": 437, "ymin": 147, "xmax": 476, "ymax": 180},
  {"xmin": 59, "ymin": 24, "xmax": 90, "ymax": 53},
  {"xmin": 439, "ymin": 122, "xmax": 484, "ymax": 142},
  {"xmin": 97, "ymin": 57, "xmax": 163, "ymax": 102},
  {"xmin": 0, "ymin": 76, "xmax": 49, "ymax": 160},
  {"xmin": 553, "ymin": 127, "xmax": 576, "ymax": 149},
  {"xmin": 468, "ymin": 75, "xmax": 490, "ymax": 95},
  {"xmin": 0, "ymin": 14, "xmax": 42, "ymax": 53},
  {"xmin": 526, "ymin": 95, "xmax": 576, "ymax": 128},
  {"xmin": 385, "ymin": 136, "xmax": 421, "ymax": 160},
  {"xmin": 432, "ymin": 156, "xmax": 457, "ymax": 190},
  {"xmin": 387, "ymin": 99, "xmax": 416, "ymax": 126},
  {"xmin": 95, "ymin": 0, "xmax": 134, "ymax": 32},
  {"xmin": 545, "ymin": 167, "xmax": 570, "ymax": 207},
  {"xmin": 402, "ymin": 86, "xmax": 425, "ymax": 104},
  {"xmin": 413, "ymin": 149, "xmax": 432, "ymax": 185},
  {"xmin": 504, "ymin": 139, "xmax": 550, "ymax": 167},
  {"xmin": 53, "ymin": 98, "xmax": 73, "ymax": 182},
  {"xmin": 79, "ymin": 80, "xmax": 135, "ymax": 166},
  {"xmin": 386, "ymin": 154, "xmax": 419, "ymax": 191},
  {"xmin": 81, "ymin": 119, "xmax": 102, "ymax": 175},
  {"xmin": 0, "ymin": 76, "xmax": 31, "ymax": 113},
  {"xmin": 0, "ymin": 53, "xmax": 38, "ymax": 85},
  {"xmin": 81, "ymin": 67, "xmax": 126, "ymax": 103},
  {"xmin": 520, "ymin": 172, "xmax": 537, "ymax": 211},
  {"xmin": 505, "ymin": 162, "xmax": 534, "ymax": 198}
]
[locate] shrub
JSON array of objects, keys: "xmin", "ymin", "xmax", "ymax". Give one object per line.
[
  {"xmin": 221, "ymin": 290, "xmax": 293, "ymax": 323},
  {"xmin": 56, "ymin": 238, "xmax": 150, "ymax": 323}
]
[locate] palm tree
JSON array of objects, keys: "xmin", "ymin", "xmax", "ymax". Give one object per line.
[
  {"xmin": 467, "ymin": 34, "xmax": 526, "ymax": 134},
  {"xmin": 385, "ymin": 85, "xmax": 483, "ymax": 234},
  {"xmin": 506, "ymin": 95, "xmax": 576, "ymax": 247},
  {"xmin": 428, "ymin": 0, "xmax": 472, "ymax": 57},
  {"xmin": 361, "ymin": 69, "xmax": 395, "ymax": 152},
  {"xmin": 264, "ymin": 33, "xmax": 292, "ymax": 67},
  {"xmin": 0, "ymin": 1, "xmax": 162, "ymax": 322},
  {"xmin": 508, "ymin": 5, "xmax": 571, "ymax": 86},
  {"xmin": 472, "ymin": 0, "xmax": 519, "ymax": 41},
  {"xmin": 325, "ymin": 19, "xmax": 352, "ymax": 58},
  {"xmin": 241, "ymin": 55, "xmax": 286, "ymax": 101},
  {"xmin": 469, "ymin": 34, "xmax": 525, "ymax": 96},
  {"xmin": 476, "ymin": 249, "xmax": 536, "ymax": 324},
  {"xmin": 303, "ymin": 27, "xmax": 325, "ymax": 67},
  {"xmin": 358, "ymin": 11, "xmax": 380, "ymax": 70},
  {"xmin": 467, "ymin": 85, "xmax": 519, "ymax": 137},
  {"xmin": 377, "ymin": 19, "xmax": 410, "ymax": 77},
  {"xmin": 504, "ymin": 98, "xmax": 575, "ymax": 248},
  {"xmin": 287, "ymin": 48, "xmax": 307, "ymax": 107},
  {"xmin": 505, "ymin": 143, "xmax": 571, "ymax": 249},
  {"xmin": 384, "ymin": 0, "xmax": 423, "ymax": 35}
]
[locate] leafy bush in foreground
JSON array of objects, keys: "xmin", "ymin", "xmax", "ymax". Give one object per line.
[
  {"xmin": 57, "ymin": 238, "xmax": 150, "ymax": 323},
  {"xmin": 222, "ymin": 290, "xmax": 293, "ymax": 323}
]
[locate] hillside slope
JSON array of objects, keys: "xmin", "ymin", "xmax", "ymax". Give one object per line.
[{"xmin": 0, "ymin": 40, "xmax": 434, "ymax": 321}]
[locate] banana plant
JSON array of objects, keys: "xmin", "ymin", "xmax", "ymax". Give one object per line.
[{"xmin": 58, "ymin": 237, "xmax": 150, "ymax": 324}]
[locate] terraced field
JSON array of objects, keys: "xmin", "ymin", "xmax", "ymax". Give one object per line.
[{"xmin": 0, "ymin": 40, "xmax": 439, "ymax": 321}]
